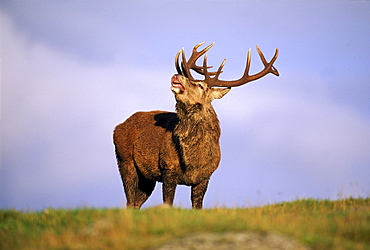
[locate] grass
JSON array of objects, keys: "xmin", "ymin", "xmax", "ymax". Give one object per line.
[{"xmin": 1, "ymin": 198, "xmax": 369, "ymax": 249}]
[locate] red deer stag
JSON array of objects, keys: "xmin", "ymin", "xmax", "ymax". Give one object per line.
[{"xmin": 113, "ymin": 42, "xmax": 279, "ymax": 209}]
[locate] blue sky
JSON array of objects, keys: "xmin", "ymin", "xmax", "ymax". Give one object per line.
[{"xmin": 1, "ymin": 1, "xmax": 370, "ymax": 210}]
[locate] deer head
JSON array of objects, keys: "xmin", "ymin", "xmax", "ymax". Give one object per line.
[
  {"xmin": 171, "ymin": 42, "xmax": 279, "ymax": 104},
  {"xmin": 171, "ymin": 74, "xmax": 230, "ymax": 105}
]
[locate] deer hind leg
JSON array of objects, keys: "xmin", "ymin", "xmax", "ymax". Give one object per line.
[
  {"xmin": 134, "ymin": 171, "xmax": 156, "ymax": 208},
  {"xmin": 118, "ymin": 159, "xmax": 141, "ymax": 208},
  {"xmin": 191, "ymin": 179, "xmax": 209, "ymax": 209},
  {"xmin": 118, "ymin": 159, "xmax": 156, "ymax": 209}
]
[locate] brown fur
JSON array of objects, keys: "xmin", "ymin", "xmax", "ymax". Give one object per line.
[{"xmin": 113, "ymin": 75, "xmax": 230, "ymax": 209}]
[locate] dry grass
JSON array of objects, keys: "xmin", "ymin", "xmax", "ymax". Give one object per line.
[{"xmin": 1, "ymin": 198, "xmax": 369, "ymax": 249}]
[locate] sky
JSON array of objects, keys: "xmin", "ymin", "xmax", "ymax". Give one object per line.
[{"xmin": 1, "ymin": 1, "xmax": 370, "ymax": 210}]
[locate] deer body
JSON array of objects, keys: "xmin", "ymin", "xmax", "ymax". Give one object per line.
[
  {"xmin": 114, "ymin": 75, "xmax": 229, "ymax": 209},
  {"xmin": 114, "ymin": 43, "xmax": 279, "ymax": 209}
]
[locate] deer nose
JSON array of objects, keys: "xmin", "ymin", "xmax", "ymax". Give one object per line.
[{"xmin": 172, "ymin": 74, "xmax": 181, "ymax": 82}]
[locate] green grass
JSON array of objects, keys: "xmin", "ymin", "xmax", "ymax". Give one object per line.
[{"xmin": 1, "ymin": 198, "xmax": 369, "ymax": 249}]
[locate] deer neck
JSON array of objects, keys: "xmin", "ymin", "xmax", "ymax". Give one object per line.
[
  {"xmin": 173, "ymin": 101, "xmax": 221, "ymax": 169},
  {"xmin": 175, "ymin": 101, "xmax": 220, "ymax": 136}
]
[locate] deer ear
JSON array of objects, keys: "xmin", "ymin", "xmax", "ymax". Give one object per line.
[{"xmin": 212, "ymin": 87, "xmax": 231, "ymax": 99}]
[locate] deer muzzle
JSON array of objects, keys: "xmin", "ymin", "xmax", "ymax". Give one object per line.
[{"xmin": 171, "ymin": 74, "xmax": 185, "ymax": 93}]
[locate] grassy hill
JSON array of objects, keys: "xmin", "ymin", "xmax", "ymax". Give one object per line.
[{"xmin": 1, "ymin": 198, "xmax": 369, "ymax": 249}]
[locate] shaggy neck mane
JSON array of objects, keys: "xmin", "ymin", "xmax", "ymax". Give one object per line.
[{"xmin": 174, "ymin": 101, "xmax": 221, "ymax": 169}]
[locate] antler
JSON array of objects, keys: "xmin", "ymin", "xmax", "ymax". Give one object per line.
[
  {"xmin": 175, "ymin": 43, "xmax": 279, "ymax": 87},
  {"xmin": 175, "ymin": 42, "xmax": 217, "ymax": 80},
  {"xmin": 203, "ymin": 45, "xmax": 279, "ymax": 87}
]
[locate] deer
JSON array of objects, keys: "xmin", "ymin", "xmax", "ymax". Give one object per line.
[{"xmin": 113, "ymin": 42, "xmax": 279, "ymax": 209}]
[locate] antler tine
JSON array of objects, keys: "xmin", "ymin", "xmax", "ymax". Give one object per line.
[
  {"xmin": 203, "ymin": 53, "xmax": 211, "ymax": 82},
  {"xmin": 203, "ymin": 52, "xmax": 226, "ymax": 82},
  {"xmin": 177, "ymin": 47, "xmax": 195, "ymax": 80},
  {"xmin": 256, "ymin": 46, "xmax": 279, "ymax": 76},
  {"xmin": 175, "ymin": 42, "xmax": 218, "ymax": 80},
  {"xmin": 190, "ymin": 42, "xmax": 214, "ymax": 63},
  {"xmin": 175, "ymin": 50, "xmax": 182, "ymax": 75},
  {"xmin": 203, "ymin": 53, "xmax": 226, "ymax": 87},
  {"xmin": 206, "ymin": 46, "xmax": 279, "ymax": 88},
  {"xmin": 188, "ymin": 42, "xmax": 215, "ymax": 75},
  {"xmin": 216, "ymin": 59, "xmax": 226, "ymax": 79}
]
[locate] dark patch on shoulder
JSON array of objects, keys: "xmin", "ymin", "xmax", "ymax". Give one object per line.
[{"xmin": 154, "ymin": 112, "xmax": 179, "ymax": 132}]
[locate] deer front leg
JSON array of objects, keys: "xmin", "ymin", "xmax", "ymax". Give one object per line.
[
  {"xmin": 191, "ymin": 179, "xmax": 209, "ymax": 209},
  {"xmin": 162, "ymin": 170, "xmax": 177, "ymax": 207}
]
